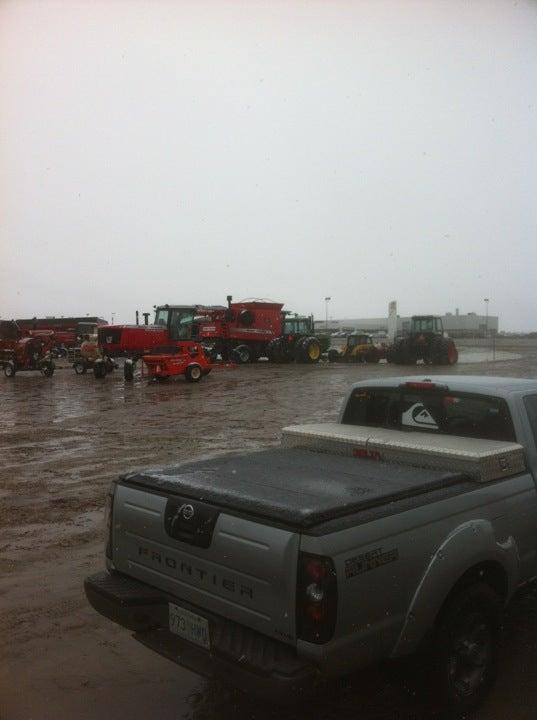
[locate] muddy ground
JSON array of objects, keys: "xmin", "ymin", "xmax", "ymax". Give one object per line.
[{"xmin": 2, "ymin": 342, "xmax": 537, "ymax": 719}]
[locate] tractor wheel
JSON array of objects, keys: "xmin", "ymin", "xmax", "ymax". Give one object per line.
[
  {"xmin": 4, "ymin": 361, "xmax": 16, "ymax": 378},
  {"xmin": 124, "ymin": 360, "xmax": 135, "ymax": 381},
  {"xmin": 42, "ymin": 361, "xmax": 55, "ymax": 377},
  {"xmin": 365, "ymin": 350, "xmax": 379, "ymax": 363},
  {"xmin": 327, "ymin": 348, "xmax": 340, "ymax": 363},
  {"xmin": 231, "ymin": 344, "xmax": 251, "ymax": 364},
  {"xmin": 301, "ymin": 337, "xmax": 321, "ymax": 364},
  {"xmin": 446, "ymin": 341, "xmax": 459, "ymax": 365},
  {"xmin": 93, "ymin": 361, "xmax": 107, "ymax": 379},
  {"xmin": 185, "ymin": 363, "xmax": 203, "ymax": 383},
  {"xmin": 74, "ymin": 361, "xmax": 87, "ymax": 375}
]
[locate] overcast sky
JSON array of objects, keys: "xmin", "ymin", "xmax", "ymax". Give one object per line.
[{"xmin": 1, "ymin": 0, "xmax": 536, "ymax": 330}]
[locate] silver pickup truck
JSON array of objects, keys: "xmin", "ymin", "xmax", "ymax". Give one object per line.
[{"xmin": 85, "ymin": 376, "xmax": 537, "ymax": 715}]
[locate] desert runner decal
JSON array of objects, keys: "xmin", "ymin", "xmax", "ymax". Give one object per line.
[{"xmin": 345, "ymin": 547, "xmax": 399, "ymax": 579}]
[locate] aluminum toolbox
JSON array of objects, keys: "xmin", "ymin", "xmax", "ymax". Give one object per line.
[{"xmin": 281, "ymin": 423, "xmax": 526, "ymax": 482}]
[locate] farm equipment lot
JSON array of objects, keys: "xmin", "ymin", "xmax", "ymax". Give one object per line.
[{"xmin": 2, "ymin": 339, "xmax": 537, "ymax": 720}]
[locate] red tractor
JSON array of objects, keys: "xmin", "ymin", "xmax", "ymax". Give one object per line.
[
  {"xmin": 0, "ymin": 321, "xmax": 56, "ymax": 378},
  {"xmin": 97, "ymin": 297, "xmax": 285, "ymax": 380},
  {"xmin": 387, "ymin": 315, "xmax": 458, "ymax": 366}
]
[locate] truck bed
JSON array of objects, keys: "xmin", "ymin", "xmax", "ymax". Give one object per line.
[{"xmin": 122, "ymin": 448, "xmax": 474, "ymax": 530}]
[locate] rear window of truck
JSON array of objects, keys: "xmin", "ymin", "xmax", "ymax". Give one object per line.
[{"xmin": 342, "ymin": 387, "xmax": 516, "ymax": 442}]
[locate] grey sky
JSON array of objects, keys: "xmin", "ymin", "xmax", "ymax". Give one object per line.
[{"xmin": 1, "ymin": 0, "xmax": 536, "ymax": 330}]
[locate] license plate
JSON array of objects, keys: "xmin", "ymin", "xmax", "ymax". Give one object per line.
[{"xmin": 168, "ymin": 603, "xmax": 210, "ymax": 649}]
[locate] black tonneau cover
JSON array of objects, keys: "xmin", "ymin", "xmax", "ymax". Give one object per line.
[{"xmin": 122, "ymin": 448, "xmax": 473, "ymax": 530}]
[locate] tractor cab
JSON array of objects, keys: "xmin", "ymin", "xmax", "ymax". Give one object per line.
[
  {"xmin": 347, "ymin": 332, "xmax": 373, "ymax": 349},
  {"xmin": 154, "ymin": 305, "xmax": 200, "ymax": 340},
  {"xmin": 282, "ymin": 315, "xmax": 314, "ymax": 337},
  {"xmin": 409, "ymin": 315, "xmax": 444, "ymax": 337}
]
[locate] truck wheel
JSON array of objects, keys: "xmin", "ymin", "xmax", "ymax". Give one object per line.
[
  {"xmin": 185, "ymin": 363, "xmax": 202, "ymax": 382},
  {"xmin": 124, "ymin": 360, "xmax": 135, "ymax": 381},
  {"xmin": 428, "ymin": 583, "xmax": 501, "ymax": 716},
  {"xmin": 231, "ymin": 344, "xmax": 251, "ymax": 364},
  {"xmin": 93, "ymin": 361, "xmax": 107, "ymax": 379},
  {"xmin": 74, "ymin": 361, "xmax": 87, "ymax": 375},
  {"xmin": 301, "ymin": 337, "xmax": 321, "ymax": 363},
  {"xmin": 4, "ymin": 361, "xmax": 16, "ymax": 378}
]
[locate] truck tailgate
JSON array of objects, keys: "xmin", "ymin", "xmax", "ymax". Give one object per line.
[{"xmin": 111, "ymin": 481, "xmax": 300, "ymax": 643}]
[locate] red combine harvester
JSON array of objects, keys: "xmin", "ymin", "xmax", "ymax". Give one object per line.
[
  {"xmin": 16, "ymin": 316, "xmax": 108, "ymax": 349},
  {"xmin": 141, "ymin": 341, "xmax": 236, "ymax": 382},
  {"xmin": 0, "ymin": 321, "xmax": 56, "ymax": 377},
  {"xmin": 98, "ymin": 297, "xmax": 285, "ymax": 380}
]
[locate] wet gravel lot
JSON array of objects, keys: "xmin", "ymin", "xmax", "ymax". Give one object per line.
[{"xmin": 2, "ymin": 342, "xmax": 537, "ymax": 719}]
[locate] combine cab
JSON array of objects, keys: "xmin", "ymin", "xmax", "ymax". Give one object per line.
[
  {"xmin": 327, "ymin": 332, "xmax": 384, "ymax": 363},
  {"xmin": 266, "ymin": 315, "xmax": 323, "ymax": 364},
  {"xmin": 387, "ymin": 315, "xmax": 458, "ymax": 366},
  {"xmin": 0, "ymin": 321, "xmax": 56, "ymax": 377}
]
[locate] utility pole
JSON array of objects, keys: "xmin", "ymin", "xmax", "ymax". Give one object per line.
[
  {"xmin": 325, "ymin": 297, "xmax": 331, "ymax": 333},
  {"xmin": 483, "ymin": 298, "xmax": 489, "ymax": 339}
]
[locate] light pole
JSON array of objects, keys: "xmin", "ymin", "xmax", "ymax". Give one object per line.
[
  {"xmin": 324, "ymin": 297, "xmax": 331, "ymax": 333},
  {"xmin": 483, "ymin": 298, "xmax": 489, "ymax": 338},
  {"xmin": 111, "ymin": 312, "xmax": 115, "ymax": 325}
]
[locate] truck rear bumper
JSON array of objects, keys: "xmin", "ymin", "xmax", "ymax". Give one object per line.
[{"xmin": 84, "ymin": 571, "xmax": 319, "ymax": 703}]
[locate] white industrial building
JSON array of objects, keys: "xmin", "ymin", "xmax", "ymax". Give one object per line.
[{"xmin": 315, "ymin": 306, "xmax": 499, "ymax": 339}]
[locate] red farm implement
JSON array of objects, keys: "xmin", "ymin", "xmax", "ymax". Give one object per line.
[{"xmin": 141, "ymin": 342, "xmax": 236, "ymax": 382}]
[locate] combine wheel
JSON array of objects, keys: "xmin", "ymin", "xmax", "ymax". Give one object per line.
[
  {"xmin": 301, "ymin": 337, "xmax": 321, "ymax": 364},
  {"xmin": 185, "ymin": 363, "xmax": 203, "ymax": 383},
  {"xmin": 124, "ymin": 360, "xmax": 135, "ymax": 381},
  {"xmin": 231, "ymin": 344, "xmax": 251, "ymax": 364},
  {"xmin": 4, "ymin": 361, "xmax": 16, "ymax": 378},
  {"xmin": 74, "ymin": 361, "xmax": 87, "ymax": 375}
]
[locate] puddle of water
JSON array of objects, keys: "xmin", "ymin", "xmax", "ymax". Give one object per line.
[{"xmin": 458, "ymin": 350, "xmax": 522, "ymax": 363}]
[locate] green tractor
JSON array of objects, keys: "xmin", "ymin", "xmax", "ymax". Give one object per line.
[
  {"xmin": 387, "ymin": 315, "xmax": 458, "ymax": 366},
  {"xmin": 267, "ymin": 315, "xmax": 326, "ymax": 364}
]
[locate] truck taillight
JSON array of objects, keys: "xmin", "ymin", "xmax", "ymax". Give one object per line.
[
  {"xmin": 297, "ymin": 553, "xmax": 337, "ymax": 644},
  {"xmin": 105, "ymin": 481, "xmax": 117, "ymax": 561}
]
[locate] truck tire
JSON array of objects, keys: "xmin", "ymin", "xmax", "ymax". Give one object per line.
[
  {"xmin": 74, "ymin": 361, "xmax": 87, "ymax": 375},
  {"xmin": 124, "ymin": 360, "xmax": 135, "ymax": 381},
  {"xmin": 428, "ymin": 582, "xmax": 501, "ymax": 716},
  {"xmin": 4, "ymin": 361, "xmax": 16, "ymax": 378},
  {"xmin": 231, "ymin": 344, "xmax": 251, "ymax": 364},
  {"xmin": 185, "ymin": 363, "xmax": 202, "ymax": 382},
  {"xmin": 93, "ymin": 361, "xmax": 107, "ymax": 379},
  {"xmin": 301, "ymin": 337, "xmax": 321, "ymax": 363}
]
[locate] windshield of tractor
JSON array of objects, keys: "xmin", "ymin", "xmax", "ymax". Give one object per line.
[
  {"xmin": 412, "ymin": 317, "xmax": 442, "ymax": 333},
  {"xmin": 348, "ymin": 334, "xmax": 370, "ymax": 347},
  {"xmin": 342, "ymin": 387, "xmax": 516, "ymax": 442},
  {"xmin": 283, "ymin": 318, "xmax": 311, "ymax": 335}
]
